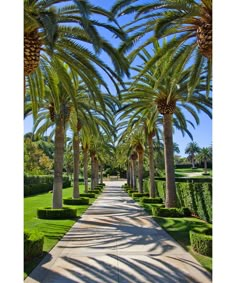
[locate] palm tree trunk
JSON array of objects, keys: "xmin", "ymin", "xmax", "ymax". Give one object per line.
[
  {"xmin": 127, "ymin": 161, "xmax": 131, "ymax": 187},
  {"xmin": 148, "ymin": 133, "xmax": 156, "ymax": 198},
  {"xmin": 52, "ymin": 118, "xmax": 65, "ymax": 208},
  {"xmin": 133, "ymin": 159, "xmax": 137, "ymax": 190},
  {"xmin": 73, "ymin": 134, "xmax": 80, "ymax": 198},
  {"xmin": 163, "ymin": 114, "xmax": 177, "ymax": 207},
  {"xmin": 192, "ymin": 157, "xmax": 195, "ymax": 168},
  {"xmin": 100, "ymin": 164, "xmax": 103, "ymax": 184},
  {"xmin": 91, "ymin": 153, "xmax": 95, "ymax": 190},
  {"xmin": 94, "ymin": 157, "xmax": 99, "ymax": 186},
  {"xmin": 83, "ymin": 148, "xmax": 89, "ymax": 193},
  {"xmin": 130, "ymin": 160, "xmax": 134, "ymax": 188},
  {"xmin": 204, "ymin": 159, "xmax": 208, "ymax": 174},
  {"xmin": 137, "ymin": 150, "xmax": 144, "ymax": 193}
]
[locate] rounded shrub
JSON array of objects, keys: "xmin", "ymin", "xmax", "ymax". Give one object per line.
[
  {"xmin": 63, "ymin": 197, "xmax": 89, "ymax": 205},
  {"xmin": 190, "ymin": 230, "xmax": 212, "ymax": 256},
  {"xmin": 24, "ymin": 230, "xmax": 44, "ymax": 261},
  {"xmin": 37, "ymin": 207, "xmax": 77, "ymax": 219},
  {"xmin": 140, "ymin": 197, "xmax": 163, "ymax": 204},
  {"xmin": 80, "ymin": 193, "xmax": 96, "ymax": 198},
  {"xmin": 180, "ymin": 207, "xmax": 192, "ymax": 217}
]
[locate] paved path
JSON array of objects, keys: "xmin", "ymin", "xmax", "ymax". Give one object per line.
[{"xmin": 25, "ymin": 181, "xmax": 212, "ymax": 283}]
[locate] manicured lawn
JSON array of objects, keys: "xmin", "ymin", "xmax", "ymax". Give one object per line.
[
  {"xmin": 24, "ymin": 185, "xmax": 97, "ymax": 278},
  {"xmin": 139, "ymin": 202, "xmax": 212, "ymax": 273}
]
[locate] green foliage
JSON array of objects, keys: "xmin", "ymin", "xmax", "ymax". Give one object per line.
[
  {"xmin": 132, "ymin": 192, "xmax": 149, "ymax": 198},
  {"xmin": 24, "ymin": 175, "xmax": 71, "ymax": 197},
  {"xmin": 63, "ymin": 197, "xmax": 89, "ymax": 205},
  {"xmin": 89, "ymin": 189, "xmax": 101, "ymax": 194},
  {"xmin": 180, "ymin": 207, "xmax": 192, "ymax": 217},
  {"xmin": 151, "ymin": 204, "xmax": 165, "ymax": 216},
  {"xmin": 24, "ymin": 138, "xmax": 53, "ymax": 175},
  {"xmin": 157, "ymin": 208, "xmax": 183, "ymax": 218},
  {"xmin": 80, "ymin": 193, "xmax": 96, "ymax": 198},
  {"xmin": 37, "ymin": 207, "xmax": 77, "ymax": 219},
  {"xmin": 24, "ymin": 230, "xmax": 44, "ymax": 261},
  {"xmin": 190, "ymin": 231, "xmax": 212, "ymax": 257},
  {"xmin": 140, "ymin": 197, "xmax": 163, "ymax": 204}
]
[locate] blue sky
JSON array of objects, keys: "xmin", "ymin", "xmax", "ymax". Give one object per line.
[{"xmin": 24, "ymin": 0, "xmax": 212, "ymax": 157}]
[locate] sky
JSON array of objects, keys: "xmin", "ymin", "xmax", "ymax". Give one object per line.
[
  {"xmin": 24, "ymin": 0, "xmax": 212, "ymax": 157},
  {"xmin": 2, "ymin": 1, "xmax": 236, "ymax": 282}
]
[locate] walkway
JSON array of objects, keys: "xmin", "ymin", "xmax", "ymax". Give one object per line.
[{"xmin": 25, "ymin": 181, "xmax": 212, "ymax": 283}]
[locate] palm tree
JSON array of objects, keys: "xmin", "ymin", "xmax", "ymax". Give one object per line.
[
  {"xmin": 112, "ymin": 0, "xmax": 212, "ymax": 96},
  {"xmin": 196, "ymin": 146, "xmax": 212, "ymax": 174},
  {"xmin": 119, "ymin": 44, "xmax": 212, "ymax": 207},
  {"xmin": 185, "ymin": 142, "xmax": 201, "ymax": 168}
]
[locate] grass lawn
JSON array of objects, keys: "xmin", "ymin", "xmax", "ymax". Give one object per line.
[
  {"xmin": 139, "ymin": 202, "xmax": 212, "ymax": 273},
  {"xmin": 24, "ymin": 185, "xmax": 97, "ymax": 278}
]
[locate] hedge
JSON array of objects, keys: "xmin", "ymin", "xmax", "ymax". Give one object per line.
[
  {"xmin": 24, "ymin": 175, "xmax": 71, "ymax": 197},
  {"xmin": 190, "ymin": 230, "xmax": 212, "ymax": 256},
  {"xmin": 63, "ymin": 197, "xmax": 89, "ymax": 205},
  {"xmin": 140, "ymin": 197, "xmax": 163, "ymax": 204},
  {"xmin": 89, "ymin": 189, "xmax": 101, "ymax": 194},
  {"xmin": 132, "ymin": 192, "xmax": 149, "ymax": 198},
  {"xmin": 24, "ymin": 230, "xmax": 44, "ymax": 261},
  {"xmin": 37, "ymin": 207, "xmax": 77, "ymax": 219},
  {"xmin": 143, "ymin": 179, "xmax": 212, "ymax": 223},
  {"xmin": 80, "ymin": 193, "xmax": 96, "ymax": 198}
]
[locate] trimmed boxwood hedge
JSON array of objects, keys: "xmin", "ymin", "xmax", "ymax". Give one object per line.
[
  {"xmin": 24, "ymin": 175, "xmax": 71, "ymax": 197},
  {"xmin": 140, "ymin": 197, "xmax": 163, "ymax": 204},
  {"xmin": 24, "ymin": 230, "xmax": 44, "ymax": 261},
  {"xmin": 80, "ymin": 193, "xmax": 96, "ymax": 198},
  {"xmin": 63, "ymin": 197, "xmax": 89, "ymax": 205},
  {"xmin": 37, "ymin": 207, "xmax": 77, "ymax": 219},
  {"xmin": 143, "ymin": 179, "xmax": 212, "ymax": 223},
  {"xmin": 190, "ymin": 230, "xmax": 212, "ymax": 256},
  {"xmin": 151, "ymin": 204, "xmax": 165, "ymax": 216},
  {"xmin": 157, "ymin": 207, "xmax": 183, "ymax": 217},
  {"xmin": 132, "ymin": 192, "xmax": 149, "ymax": 198},
  {"xmin": 89, "ymin": 189, "xmax": 101, "ymax": 194}
]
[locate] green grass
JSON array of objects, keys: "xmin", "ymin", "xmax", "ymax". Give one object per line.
[
  {"xmin": 139, "ymin": 202, "xmax": 212, "ymax": 273},
  {"xmin": 24, "ymin": 185, "xmax": 97, "ymax": 278}
]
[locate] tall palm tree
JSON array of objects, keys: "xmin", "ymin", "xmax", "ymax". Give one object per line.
[
  {"xmin": 112, "ymin": 0, "xmax": 212, "ymax": 97},
  {"xmin": 185, "ymin": 141, "xmax": 201, "ymax": 168},
  {"xmin": 119, "ymin": 44, "xmax": 212, "ymax": 207},
  {"xmin": 196, "ymin": 146, "xmax": 212, "ymax": 174}
]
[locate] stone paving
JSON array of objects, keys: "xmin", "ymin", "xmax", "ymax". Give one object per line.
[{"xmin": 25, "ymin": 181, "xmax": 212, "ymax": 283}]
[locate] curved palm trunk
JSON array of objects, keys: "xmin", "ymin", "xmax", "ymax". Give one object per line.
[
  {"xmin": 52, "ymin": 118, "xmax": 65, "ymax": 208},
  {"xmin": 127, "ymin": 161, "xmax": 131, "ymax": 187},
  {"xmin": 83, "ymin": 147, "xmax": 89, "ymax": 193},
  {"xmin": 137, "ymin": 150, "xmax": 144, "ymax": 193},
  {"xmin": 73, "ymin": 134, "xmax": 80, "ymax": 198},
  {"xmin": 148, "ymin": 133, "xmax": 156, "ymax": 198},
  {"xmin": 163, "ymin": 114, "xmax": 177, "ymax": 207}
]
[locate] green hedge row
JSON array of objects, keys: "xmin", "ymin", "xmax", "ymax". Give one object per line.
[
  {"xmin": 143, "ymin": 179, "xmax": 212, "ymax": 223},
  {"xmin": 37, "ymin": 207, "xmax": 77, "ymax": 219},
  {"xmin": 152, "ymin": 206, "xmax": 191, "ymax": 217},
  {"xmin": 80, "ymin": 193, "xmax": 96, "ymax": 198},
  {"xmin": 63, "ymin": 197, "xmax": 89, "ymax": 205},
  {"xmin": 24, "ymin": 230, "xmax": 44, "ymax": 261},
  {"xmin": 190, "ymin": 230, "xmax": 212, "ymax": 256},
  {"xmin": 24, "ymin": 175, "xmax": 71, "ymax": 197},
  {"xmin": 140, "ymin": 197, "xmax": 163, "ymax": 204},
  {"xmin": 132, "ymin": 192, "xmax": 149, "ymax": 198}
]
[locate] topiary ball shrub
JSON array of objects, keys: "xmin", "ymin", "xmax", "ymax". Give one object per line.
[
  {"xmin": 24, "ymin": 230, "xmax": 44, "ymax": 261},
  {"xmin": 190, "ymin": 230, "xmax": 212, "ymax": 256},
  {"xmin": 37, "ymin": 207, "xmax": 77, "ymax": 219},
  {"xmin": 80, "ymin": 193, "xmax": 96, "ymax": 198},
  {"xmin": 156, "ymin": 207, "xmax": 183, "ymax": 217},
  {"xmin": 63, "ymin": 197, "xmax": 89, "ymax": 205},
  {"xmin": 132, "ymin": 192, "xmax": 149, "ymax": 198},
  {"xmin": 140, "ymin": 197, "xmax": 163, "ymax": 204},
  {"xmin": 180, "ymin": 207, "xmax": 192, "ymax": 217}
]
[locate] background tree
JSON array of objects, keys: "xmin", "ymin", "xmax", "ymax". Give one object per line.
[{"xmin": 185, "ymin": 142, "xmax": 201, "ymax": 168}]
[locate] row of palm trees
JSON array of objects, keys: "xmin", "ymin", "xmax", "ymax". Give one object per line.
[{"xmin": 24, "ymin": 0, "xmax": 212, "ymax": 209}]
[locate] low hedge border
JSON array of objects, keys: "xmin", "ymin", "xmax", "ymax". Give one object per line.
[
  {"xmin": 63, "ymin": 197, "xmax": 89, "ymax": 205},
  {"xmin": 80, "ymin": 193, "xmax": 96, "ymax": 198},
  {"xmin": 190, "ymin": 230, "xmax": 212, "ymax": 256},
  {"xmin": 154, "ymin": 207, "xmax": 192, "ymax": 218},
  {"xmin": 89, "ymin": 189, "xmax": 101, "ymax": 194},
  {"xmin": 132, "ymin": 192, "xmax": 149, "ymax": 198},
  {"xmin": 140, "ymin": 197, "xmax": 163, "ymax": 204},
  {"xmin": 24, "ymin": 230, "xmax": 44, "ymax": 261},
  {"xmin": 37, "ymin": 207, "xmax": 77, "ymax": 219}
]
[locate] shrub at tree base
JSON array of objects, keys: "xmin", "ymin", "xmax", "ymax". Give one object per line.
[
  {"xmin": 63, "ymin": 197, "xmax": 89, "ymax": 205},
  {"xmin": 37, "ymin": 207, "xmax": 77, "ymax": 219},
  {"xmin": 190, "ymin": 230, "xmax": 212, "ymax": 256},
  {"xmin": 157, "ymin": 208, "xmax": 183, "ymax": 217},
  {"xmin": 132, "ymin": 192, "xmax": 149, "ymax": 198},
  {"xmin": 24, "ymin": 230, "xmax": 44, "ymax": 261},
  {"xmin": 80, "ymin": 193, "xmax": 96, "ymax": 198},
  {"xmin": 141, "ymin": 197, "xmax": 163, "ymax": 204},
  {"xmin": 89, "ymin": 189, "xmax": 101, "ymax": 194},
  {"xmin": 151, "ymin": 204, "xmax": 165, "ymax": 216}
]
